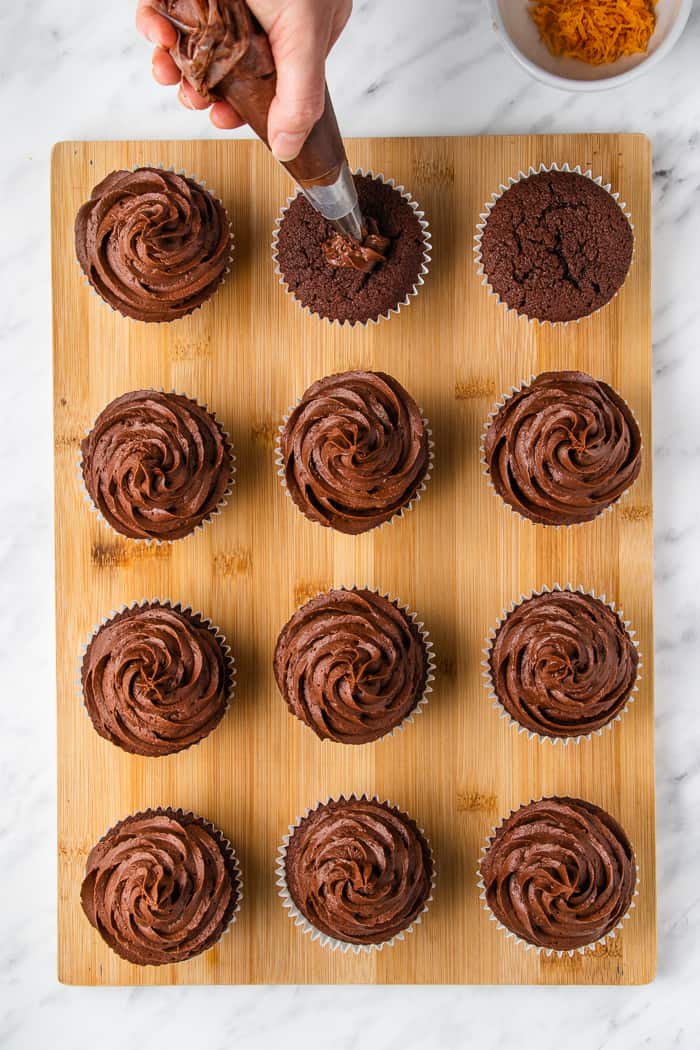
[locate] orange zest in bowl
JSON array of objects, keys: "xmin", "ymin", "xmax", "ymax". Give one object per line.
[{"xmin": 529, "ymin": 0, "xmax": 657, "ymax": 66}]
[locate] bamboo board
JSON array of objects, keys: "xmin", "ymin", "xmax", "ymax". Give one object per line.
[{"xmin": 52, "ymin": 135, "xmax": 655, "ymax": 985}]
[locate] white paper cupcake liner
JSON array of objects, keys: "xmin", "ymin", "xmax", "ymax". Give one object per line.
[
  {"xmin": 77, "ymin": 598, "xmax": 236, "ymax": 756},
  {"xmin": 76, "ymin": 164, "xmax": 235, "ymax": 323},
  {"xmin": 77, "ymin": 388, "xmax": 236, "ymax": 545},
  {"xmin": 84, "ymin": 807, "xmax": 243, "ymax": 965},
  {"xmin": 278, "ymin": 585, "xmax": 436, "ymax": 744},
  {"xmin": 476, "ymin": 798, "xmax": 639, "ymax": 958},
  {"xmin": 473, "ymin": 162, "xmax": 634, "ymax": 327},
  {"xmin": 274, "ymin": 390, "xmax": 434, "ymax": 534},
  {"xmin": 482, "ymin": 583, "xmax": 642, "ymax": 744},
  {"xmin": 271, "ymin": 169, "xmax": 432, "ymax": 327},
  {"xmin": 276, "ymin": 793, "xmax": 436, "ymax": 953},
  {"xmin": 479, "ymin": 372, "xmax": 643, "ymax": 528}
]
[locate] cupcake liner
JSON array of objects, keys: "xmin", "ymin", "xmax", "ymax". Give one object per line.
[
  {"xmin": 85, "ymin": 807, "xmax": 243, "ymax": 964},
  {"xmin": 276, "ymin": 793, "xmax": 436, "ymax": 953},
  {"xmin": 473, "ymin": 162, "xmax": 634, "ymax": 327},
  {"xmin": 479, "ymin": 373, "xmax": 643, "ymax": 528},
  {"xmin": 77, "ymin": 598, "xmax": 236, "ymax": 756},
  {"xmin": 271, "ymin": 169, "xmax": 432, "ymax": 327},
  {"xmin": 76, "ymin": 164, "xmax": 235, "ymax": 323},
  {"xmin": 279, "ymin": 585, "xmax": 436, "ymax": 744},
  {"xmin": 482, "ymin": 583, "xmax": 642, "ymax": 744},
  {"xmin": 274, "ymin": 399, "xmax": 434, "ymax": 534},
  {"xmin": 77, "ymin": 388, "xmax": 236, "ymax": 545},
  {"xmin": 476, "ymin": 799, "xmax": 639, "ymax": 958}
]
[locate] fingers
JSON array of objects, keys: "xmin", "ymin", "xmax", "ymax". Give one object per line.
[
  {"xmin": 178, "ymin": 79, "xmax": 211, "ymax": 110},
  {"xmin": 267, "ymin": 27, "xmax": 328, "ymax": 161},
  {"xmin": 152, "ymin": 47, "xmax": 180, "ymax": 86},
  {"xmin": 210, "ymin": 100, "xmax": 244, "ymax": 130},
  {"xmin": 328, "ymin": 0, "xmax": 353, "ymax": 53},
  {"xmin": 136, "ymin": 2, "xmax": 177, "ymax": 48}
]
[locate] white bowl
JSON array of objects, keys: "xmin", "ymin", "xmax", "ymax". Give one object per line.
[{"xmin": 489, "ymin": 0, "xmax": 692, "ymax": 91}]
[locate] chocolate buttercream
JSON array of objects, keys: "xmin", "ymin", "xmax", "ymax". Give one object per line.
[
  {"xmin": 75, "ymin": 167, "xmax": 231, "ymax": 322},
  {"xmin": 273, "ymin": 588, "xmax": 428, "ymax": 745},
  {"xmin": 81, "ymin": 390, "xmax": 232, "ymax": 542},
  {"xmin": 489, "ymin": 591, "xmax": 639, "ymax": 738},
  {"xmin": 480, "ymin": 797, "xmax": 636, "ymax": 951},
  {"xmin": 484, "ymin": 371, "xmax": 642, "ymax": 526},
  {"xmin": 284, "ymin": 797, "xmax": 433, "ymax": 945},
  {"xmin": 280, "ymin": 370, "xmax": 429, "ymax": 534},
  {"xmin": 322, "ymin": 220, "xmax": 391, "ymax": 272},
  {"xmin": 81, "ymin": 809, "xmax": 240, "ymax": 965},
  {"xmin": 82, "ymin": 602, "xmax": 231, "ymax": 757}
]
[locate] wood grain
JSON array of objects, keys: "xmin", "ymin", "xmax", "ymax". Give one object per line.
[{"xmin": 52, "ymin": 135, "xmax": 655, "ymax": 985}]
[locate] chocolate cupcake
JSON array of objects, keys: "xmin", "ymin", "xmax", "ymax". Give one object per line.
[
  {"xmin": 479, "ymin": 797, "xmax": 636, "ymax": 953},
  {"xmin": 278, "ymin": 796, "xmax": 434, "ymax": 949},
  {"xmin": 484, "ymin": 588, "xmax": 640, "ymax": 741},
  {"xmin": 81, "ymin": 601, "xmax": 234, "ymax": 757},
  {"xmin": 272, "ymin": 171, "xmax": 431, "ymax": 326},
  {"xmin": 474, "ymin": 164, "xmax": 633, "ymax": 323},
  {"xmin": 80, "ymin": 389, "xmax": 234, "ymax": 542},
  {"xmin": 273, "ymin": 588, "xmax": 434, "ymax": 745},
  {"xmin": 277, "ymin": 371, "xmax": 432, "ymax": 534},
  {"xmin": 482, "ymin": 371, "xmax": 642, "ymax": 526},
  {"xmin": 75, "ymin": 166, "xmax": 232, "ymax": 322},
  {"xmin": 81, "ymin": 808, "xmax": 242, "ymax": 965}
]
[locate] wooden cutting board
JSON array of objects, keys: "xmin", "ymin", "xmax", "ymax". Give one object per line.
[{"xmin": 52, "ymin": 134, "xmax": 655, "ymax": 985}]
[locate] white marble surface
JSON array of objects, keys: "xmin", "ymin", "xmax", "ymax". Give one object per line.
[{"xmin": 2, "ymin": 1, "xmax": 699, "ymax": 1047}]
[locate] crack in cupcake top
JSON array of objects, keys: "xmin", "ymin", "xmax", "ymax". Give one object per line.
[
  {"xmin": 75, "ymin": 167, "xmax": 231, "ymax": 322},
  {"xmin": 280, "ymin": 370, "xmax": 429, "ymax": 534}
]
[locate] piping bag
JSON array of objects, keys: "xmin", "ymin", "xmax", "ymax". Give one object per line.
[{"xmin": 154, "ymin": 0, "xmax": 365, "ymax": 241}]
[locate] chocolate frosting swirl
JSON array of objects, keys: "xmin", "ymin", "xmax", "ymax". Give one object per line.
[
  {"xmin": 280, "ymin": 371, "xmax": 430, "ymax": 534},
  {"xmin": 489, "ymin": 591, "xmax": 638, "ymax": 738},
  {"xmin": 484, "ymin": 371, "xmax": 642, "ymax": 525},
  {"xmin": 81, "ymin": 390, "xmax": 232, "ymax": 542},
  {"xmin": 82, "ymin": 602, "xmax": 232, "ymax": 756},
  {"xmin": 322, "ymin": 220, "xmax": 391, "ymax": 273},
  {"xmin": 284, "ymin": 797, "xmax": 433, "ymax": 945},
  {"xmin": 273, "ymin": 588, "xmax": 429, "ymax": 745},
  {"xmin": 75, "ymin": 167, "xmax": 231, "ymax": 322},
  {"xmin": 480, "ymin": 797, "xmax": 636, "ymax": 951},
  {"xmin": 81, "ymin": 809, "xmax": 240, "ymax": 965}
]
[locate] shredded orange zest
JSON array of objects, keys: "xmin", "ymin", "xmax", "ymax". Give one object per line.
[{"xmin": 529, "ymin": 0, "xmax": 657, "ymax": 66}]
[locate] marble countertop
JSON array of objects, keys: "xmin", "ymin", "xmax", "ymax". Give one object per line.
[{"xmin": 2, "ymin": 1, "xmax": 699, "ymax": 1047}]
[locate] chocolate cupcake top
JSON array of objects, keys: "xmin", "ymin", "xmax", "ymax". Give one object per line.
[
  {"xmin": 75, "ymin": 167, "xmax": 231, "ymax": 322},
  {"xmin": 81, "ymin": 389, "xmax": 233, "ymax": 541},
  {"xmin": 479, "ymin": 797, "xmax": 636, "ymax": 951},
  {"xmin": 81, "ymin": 809, "xmax": 240, "ymax": 965},
  {"xmin": 488, "ymin": 591, "xmax": 639, "ymax": 738},
  {"xmin": 274, "ymin": 173, "xmax": 428, "ymax": 325},
  {"xmin": 483, "ymin": 371, "xmax": 642, "ymax": 526},
  {"xmin": 273, "ymin": 588, "xmax": 430, "ymax": 745},
  {"xmin": 81, "ymin": 602, "xmax": 232, "ymax": 757},
  {"xmin": 280, "ymin": 370, "xmax": 430, "ymax": 534},
  {"xmin": 284, "ymin": 797, "xmax": 433, "ymax": 945},
  {"xmin": 478, "ymin": 169, "xmax": 633, "ymax": 323}
]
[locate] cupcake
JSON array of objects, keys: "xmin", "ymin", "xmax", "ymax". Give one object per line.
[
  {"xmin": 278, "ymin": 796, "xmax": 434, "ymax": 949},
  {"xmin": 485, "ymin": 588, "xmax": 640, "ymax": 740},
  {"xmin": 277, "ymin": 370, "xmax": 432, "ymax": 534},
  {"xmin": 81, "ymin": 601, "xmax": 234, "ymax": 757},
  {"xmin": 479, "ymin": 797, "xmax": 636, "ymax": 953},
  {"xmin": 475, "ymin": 166, "xmax": 633, "ymax": 323},
  {"xmin": 75, "ymin": 166, "xmax": 232, "ymax": 322},
  {"xmin": 273, "ymin": 587, "xmax": 433, "ymax": 745},
  {"xmin": 80, "ymin": 389, "xmax": 234, "ymax": 542},
  {"xmin": 482, "ymin": 371, "xmax": 642, "ymax": 526},
  {"xmin": 273, "ymin": 171, "xmax": 430, "ymax": 325},
  {"xmin": 81, "ymin": 808, "xmax": 242, "ymax": 965}
]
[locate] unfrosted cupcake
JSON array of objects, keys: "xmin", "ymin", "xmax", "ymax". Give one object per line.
[
  {"xmin": 81, "ymin": 808, "xmax": 241, "ymax": 965},
  {"xmin": 81, "ymin": 601, "xmax": 234, "ymax": 757},
  {"xmin": 80, "ymin": 389, "xmax": 233, "ymax": 542},
  {"xmin": 482, "ymin": 371, "xmax": 642, "ymax": 525},
  {"xmin": 75, "ymin": 166, "xmax": 232, "ymax": 322},
  {"xmin": 273, "ymin": 587, "xmax": 433, "ymax": 745},
  {"xmin": 278, "ymin": 370, "xmax": 431, "ymax": 534}
]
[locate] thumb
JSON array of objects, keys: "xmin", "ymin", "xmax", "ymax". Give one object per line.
[{"xmin": 267, "ymin": 33, "xmax": 326, "ymax": 163}]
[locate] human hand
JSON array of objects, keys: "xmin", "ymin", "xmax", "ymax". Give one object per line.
[{"xmin": 136, "ymin": 0, "xmax": 352, "ymax": 161}]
